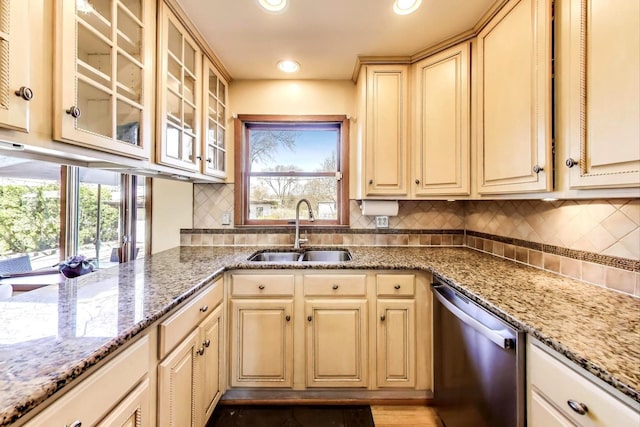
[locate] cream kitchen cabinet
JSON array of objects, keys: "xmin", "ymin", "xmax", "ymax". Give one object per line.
[
  {"xmin": 157, "ymin": 0, "xmax": 202, "ymax": 172},
  {"xmin": 202, "ymin": 57, "xmax": 228, "ymax": 179},
  {"xmin": 0, "ymin": 0, "xmax": 31, "ymax": 133},
  {"xmin": 527, "ymin": 340, "xmax": 640, "ymax": 427},
  {"xmin": 229, "ymin": 274, "xmax": 295, "ymax": 387},
  {"xmin": 356, "ymin": 64, "xmax": 410, "ymax": 198},
  {"xmin": 24, "ymin": 336, "xmax": 150, "ymax": 427},
  {"xmin": 557, "ymin": 0, "xmax": 640, "ymax": 189},
  {"xmin": 376, "ymin": 274, "xmax": 416, "ymax": 388},
  {"xmin": 54, "ymin": 0, "xmax": 155, "ymax": 159},
  {"xmin": 476, "ymin": 0, "xmax": 553, "ymax": 194},
  {"xmin": 303, "ymin": 273, "xmax": 368, "ymax": 388},
  {"xmin": 412, "ymin": 43, "xmax": 471, "ymax": 197},
  {"xmin": 157, "ymin": 278, "xmax": 224, "ymax": 427}
]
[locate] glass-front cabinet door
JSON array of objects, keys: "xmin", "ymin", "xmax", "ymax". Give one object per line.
[
  {"xmin": 54, "ymin": 0, "xmax": 155, "ymax": 159},
  {"xmin": 0, "ymin": 0, "xmax": 31, "ymax": 132},
  {"xmin": 157, "ymin": 2, "xmax": 202, "ymax": 172},
  {"xmin": 202, "ymin": 58, "xmax": 227, "ymax": 178}
]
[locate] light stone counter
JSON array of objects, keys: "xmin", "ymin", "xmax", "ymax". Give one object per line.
[{"xmin": 0, "ymin": 246, "xmax": 638, "ymax": 425}]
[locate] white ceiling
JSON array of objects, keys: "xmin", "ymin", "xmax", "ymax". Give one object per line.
[{"xmin": 176, "ymin": 0, "xmax": 497, "ymax": 80}]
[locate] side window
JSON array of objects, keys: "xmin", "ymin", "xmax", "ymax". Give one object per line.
[{"xmin": 235, "ymin": 115, "xmax": 350, "ymax": 226}]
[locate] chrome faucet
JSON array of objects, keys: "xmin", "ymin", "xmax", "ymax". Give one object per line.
[{"xmin": 294, "ymin": 198, "xmax": 315, "ymax": 249}]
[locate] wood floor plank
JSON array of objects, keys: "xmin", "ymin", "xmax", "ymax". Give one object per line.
[{"xmin": 370, "ymin": 405, "xmax": 442, "ymax": 426}]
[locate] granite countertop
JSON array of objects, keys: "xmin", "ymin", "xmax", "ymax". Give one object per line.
[{"xmin": 1, "ymin": 246, "xmax": 638, "ymax": 425}]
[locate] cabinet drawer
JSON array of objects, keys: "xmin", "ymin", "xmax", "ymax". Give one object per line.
[
  {"xmin": 159, "ymin": 278, "xmax": 223, "ymax": 358},
  {"xmin": 25, "ymin": 336, "xmax": 149, "ymax": 427},
  {"xmin": 303, "ymin": 274, "xmax": 366, "ymax": 296},
  {"xmin": 377, "ymin": 274, "xmax": 415, "ymax": 297},
  {"xmin": 528, "ymin": 343, "xmax": 639, "ymax": 427},
  {"xmin": 231, "ymin": 274, "xmax": 295, "ymax": 297}
]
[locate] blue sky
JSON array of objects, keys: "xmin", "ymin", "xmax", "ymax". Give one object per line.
[{"xmin": 252, "ymin": 130, "xmax": 338, "ymax": 172}]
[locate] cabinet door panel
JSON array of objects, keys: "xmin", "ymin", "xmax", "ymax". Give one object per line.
[
  {"xmin": 413, "ymin": 43, "xmax": 470, "ymax": 196},
  {"xmin": 96, "ymin": 379, "xmax": 150, "ymax": 427},
  {"xmin": 477, "ymin": 0, "xmax": 552, "ymax": 193},
  {"xmin": 200, "ymin": 306, "xmax": 223, "ymax": 424},
  {"xmin": 564, "ymin": 0, "xmax": 640, "ymax": 188},
  {"xmin": 230, "ymin": 299, "xmax": 294, "ymax": 387},
  {"xmin": 377, "ymin": 299, "xmax": 415, "ymax": 388},
  {"xmin": 305, "ymin": 300, "xmax": 368, "ymax": 387},
  {"xmin": 529, "ymin": 389, "xmax": 576, "ymax": 427}
]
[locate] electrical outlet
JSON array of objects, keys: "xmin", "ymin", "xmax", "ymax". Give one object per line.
[
  {"xmin": 221, "ymin": 212, "xmax": 231, "ymax": 225},
  {"xmin": 375, "ymin": 215, "xmax": 389, "ymax": 228}
]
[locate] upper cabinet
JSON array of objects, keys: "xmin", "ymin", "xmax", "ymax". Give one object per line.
[
  {"xmin": 356, "ymin": 64, "xmax": 410, "ymax": 198},
  {"xmin": 54, "ymin": 0, "xmax": 155, "ymax": 159},
  {"xmin": 476, "ymin": 0, "xmax": 553, "ymax": 194},
  {"xmin": 157, "ymin": 2, "xmax": 202, "ymax": 172},
  {"xmin": 412, "ymin": 43, "xmax": 470, "ymax": 197},
  {"xmin": 558, "ymin": 0, "xmax": 640, "ymax": 189},
  {"xmin": 202, "ymin": 57, "xmax": 228, "ymax": 179},
  {"xmin": 0, "ymin": 0, "xmax": 31, "ymax": 133}
]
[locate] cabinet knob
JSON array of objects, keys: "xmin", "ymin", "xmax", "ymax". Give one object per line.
[
  {"xmin": 567, "ymin": 399, "xmax": 588, "ymax": 415},
  {"xmin": 196, "ymin": 155, "xmax": 202, "ymax": 160},
  {"xmin": 332, "ymin": 284, "xmax": 339, "ymax": 290},
  {"xmin": 532, "ymin": 165, "xmax": 544, "ymax": 174},
  {"xmin": 415, "ymin": 179, "xmax": 420, "ymax": 185},
  {"xmin": 258, "ymin": 284, "xmax": 265, "ymax": 290},
  {"xmin": 199, "ymin": 305, "xmax": 208, "ymax": 313},
  {"xmin": 394, "ymin": 284, "xmax": 401, "ymax": 290},
  {"xmin": 197, "ymin": 347, "xmax": 205, "ymax": 356},
  {"xmin": 566, "ymin": 158, "xmax": 579, "ymax": 168},
  {"xmin": 66, "ymin": 106, "xmax": 81, "ymax": 118},
  {"xmin": 206, "ymin": 158, "xmax": 213, "ymax": 164},
  {"xmin": 285, "ymin": 315, "xmax": 291, "ymax": 322},
  {"xmin": 67, "ymin": 422, "xmax": 82, "ymax": 427},
  {"xmin": 203, "ymin": 339, "xmax": 211, "ymax": 348},
  {"xmin": 307, "ymin": 315, "xmax": 313, "ymax": 322},
  {"xmin": 15, "ymin": 86, "xmax": 33, "ymax": 101},
  {"xmin": 380, "ymin": 314, "xmax": 386, "ymax": 321},
  {"xmin": 368, "ymin": 179, "xmax": 373, "ymax": 185}
]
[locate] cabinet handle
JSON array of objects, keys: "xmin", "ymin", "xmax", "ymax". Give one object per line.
[
  {"xmin": 307, "ymin": 315, "xmax": 313, "ymax": 322},
  {"xmin": 206, "ymin": 158, "xmax": 213, "ymax": 163},
  {"xmin": 285, "ymin": 315, "xmax": 291, "ymax": 322},
  {"xmin": 203, "ymin": 339, "xmax": 211, "ymax": 348},
  {"xmin": 415, "ymin": 179, "xmax": 420, "ymax": 185},
  {"xmin": 67, "ymin": 421, "xmax": 82, "ymax": 427},
  {"xmin": 532, "ymin": 165, "xmax": 544, "ymax": 174},
  {"xmin": 66, "ymin": 106, "xmax": 81, "ymax": 118},
  {"xmin": 258, "ymin": 284, "xmax": 265, "ymax": 290},
  {"xmin": 566, "ymin": 158, "xmax": 579, "ymax": 168},
  {"xmin": 196, "ymin": 155, "xmax": 202, "ymax": 160},
  {"xmin": 394, "ymin": 284, "xmax": 401, "ymax": 290},
  {"xmin": 15, "ymin": 86, "xmax": 33, "ymax": 101},
  {"xmin": 199, "ymin": 305, "xmax": 208, "ymax": 313},
  {"xmin": 368, "ymin": 179, "xmax": 373, "ymax": 185},
  {"xmin": 332, "ymin": 284, "xmax": 339, "ymax": 290},
  {"xmin": 567, "ymin": 400, "xmax": 588, "ymax": 415},
  {"xmin": 380, "ymin": 314, "xmax": 386, "ymax": 321},
  {"xmin": 197, "ymin": 347, "xmax": 205, "ymax": 356}
]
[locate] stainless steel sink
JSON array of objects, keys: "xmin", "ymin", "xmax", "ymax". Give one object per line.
[
  {"xmin": 247, "ymin": 249, "xmax": 352, "ymax": 263},
  {"xmin": 298, "ymin": 250, "xmax": 352, "ymax": 262},
  {"xmin": 247, "ymin": 252, "xmax": 301, "ymax": 262}
]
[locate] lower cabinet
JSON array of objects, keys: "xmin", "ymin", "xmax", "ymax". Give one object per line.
[
  {"xmin": 157, "ymin": 278, "xmax": 225, "ymax": 427},
  {"xmin": 527, "ymin": 339, "xmax": 640, "ymax": 427},
  {"xmin": 96, "ymin": 379, "xmax": 151, "ymax": 427},
  {"xmin": 376, "ymin": 299, "xmax": 415, "ymax": 388}
]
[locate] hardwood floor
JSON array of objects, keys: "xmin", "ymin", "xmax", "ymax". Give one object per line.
[{"xmin": 370, "ymin": 405, "xmax": 443, "ymax": 427}]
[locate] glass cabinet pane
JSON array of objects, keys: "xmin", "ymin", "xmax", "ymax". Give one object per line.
[
  {"xmin": 77, "ymin": 24, "xmax": 112, "ymax": 88},
  {"xmin": 166, "ymin": 124, "xmax": 180, "ymax": 158},
  {"xmin": 218, "ymin": 80, "xmax": 226, "ymax": 104},
  {"xmin": 116, "ymin": 100, "xmax": 140, "ymax": 145},
  {"xmin": 184, "ymin": 41, "xmax": 196, "ymax": 75},
  {"xmin": 183, "ymin": 134, "xmax": 194, "ymax": 161},
  {"xmin": 119, "ymin": 0, "xmax": 142, "ymax": 22},
  {"xmin": 77, "ymin": 80, "xmax": 112, "ymax": 138},
  {"xmin": 167, "ymin": 21, "xmax": 181, "ymax": 58},
  {"xmin": 80, "ymin": 0, "xmax": 111, "ymax": 39},
  {"xmin": 117, "ymin": 6, "xmax": 142, "ymax": 60}
]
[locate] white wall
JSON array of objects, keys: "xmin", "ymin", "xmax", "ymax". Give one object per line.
[{"xmin": 151, "ymin": 178, "xmax": 193, "ymax": 253}]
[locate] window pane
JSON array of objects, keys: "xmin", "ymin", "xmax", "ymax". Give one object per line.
[
  {"xmin": 78, "ymin": 169, "xmax": 121, "ymax": 269},
  {"xmin": 0, "ymin": 156, "xmax": 61, "ymax": 273},
  {"xmin": 248, "ymin": 128, "xmax": 338, "ymax": 172},
  {"xmin": 248, "ymin": 176, "xmax": 337, "ymax": 220}
]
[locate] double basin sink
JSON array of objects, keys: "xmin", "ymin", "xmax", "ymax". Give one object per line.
[{"xmin": 248, "ymin": 249, "xmax": 352, "ymax": 263}]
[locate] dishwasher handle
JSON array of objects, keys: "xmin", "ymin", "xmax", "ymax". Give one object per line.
[{"xmin": 433, "ymin": 284, "xmax": 515, "ymax": 350}]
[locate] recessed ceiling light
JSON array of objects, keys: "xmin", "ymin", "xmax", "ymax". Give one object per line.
[
  {"xmin": 393, "ymin": 0, "xmax": 422, "ymax": 15},
  {"xmin": 278, "ymin": 60, "xmax": 300, "ymax": 73},
  {"xmin": 258, "ymin": 0, "xmax": 287, "ymax": 12}
]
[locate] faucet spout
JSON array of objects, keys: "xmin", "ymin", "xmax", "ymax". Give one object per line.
[{"xmin": 294, "ymin": 198, "xmax": 315, "ymax": 249}]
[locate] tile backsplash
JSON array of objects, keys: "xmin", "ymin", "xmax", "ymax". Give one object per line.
[{"xmin": 190, "ymin": 184, "xmax": 639, "ymax": 296}]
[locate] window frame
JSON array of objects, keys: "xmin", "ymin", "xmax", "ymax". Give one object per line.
[{"xmin": 234, "ymin": 114, "xmax": 350, "ymax": 226}]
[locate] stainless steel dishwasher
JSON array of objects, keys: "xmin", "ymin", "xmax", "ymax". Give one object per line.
[{"xmin": 432, "ymin": 280, "xmax": 525, "ymax": 427}]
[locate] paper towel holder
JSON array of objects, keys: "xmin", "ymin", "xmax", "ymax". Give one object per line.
[{"xmin": 358, "ymin": 200, "xmax": 399, "ymax": 216}]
